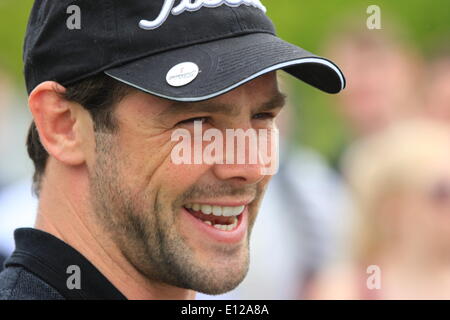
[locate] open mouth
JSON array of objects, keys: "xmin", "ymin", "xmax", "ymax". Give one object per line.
[{"xmin": 183, "ymin": 203, "xmax": 245, "ymax": 232}]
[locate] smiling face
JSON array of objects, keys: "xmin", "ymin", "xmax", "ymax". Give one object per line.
[{"xmin": 88, "ymin": 72, "xmax": 284, "ymax": 294}]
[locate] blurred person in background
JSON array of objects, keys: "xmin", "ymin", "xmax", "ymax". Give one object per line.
[
  {"xmin": 309, "ymin": 119, "xmax": 450, "ymax": 299},
  {"xmin": 423, "ymin": 50, "xmax": 450, "ymax": 123},
  {"xmin": 325, "ymin": 26, "xmax": 423, "ymax": 169},
  {"xmin": 198, "ymin": 79, "xmax": 348, "ymax": 299},
  {"xmin": 0, "ymin": 68, "xmax": 36, "ymax": 271},
  {"xmin": 0, "ymin": 69, "xmax": 33, "ymax": 189},
  {"xmin": 0, "ymin": 179, "xmax": 38, "ymax": 271}
]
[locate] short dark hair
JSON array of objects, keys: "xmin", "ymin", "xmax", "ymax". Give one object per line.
[{"xmin": 26, "ymin": 74, "xmax": 132, "ymax": 197}]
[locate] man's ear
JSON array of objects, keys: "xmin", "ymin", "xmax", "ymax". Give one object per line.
[{"xmin": 29, "ymin": 81, "xmax": 91, "ymax": 167}]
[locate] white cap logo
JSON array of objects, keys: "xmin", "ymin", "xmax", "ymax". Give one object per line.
[
  {"xmin": 139, "ymin": 0, "xmax": 267, "ymax": 30},
  {"xmin": 166, "ymin": 62, "xmax": 200, "ymax": 87}
]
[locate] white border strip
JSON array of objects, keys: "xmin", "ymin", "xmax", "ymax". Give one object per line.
[{"xmin": 105, "ymin": 57, "xmax": 345, "ymax": 102}]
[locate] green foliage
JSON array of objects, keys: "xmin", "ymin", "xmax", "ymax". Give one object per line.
[{"xmin": 0, "ymin": 0, "xmax": 34, "ymax": 83}]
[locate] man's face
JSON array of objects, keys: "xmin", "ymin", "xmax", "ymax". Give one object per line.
[{"xmin": 88, "ymin": 72, "xmax": 285, "ymax": 294}]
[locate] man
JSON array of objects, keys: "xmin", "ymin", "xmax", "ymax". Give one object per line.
[
  {"xmin": 324, "ymin": 27, "xmax": 421, "ymax": 171},
  {"xmin": 0, "ymin": 0, "xmax": 345, "ymax": 300}
]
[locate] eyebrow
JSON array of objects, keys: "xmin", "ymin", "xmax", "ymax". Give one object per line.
[{"xmin": 156, "ymin": 91, "xmax": 287, "ymax": 119}]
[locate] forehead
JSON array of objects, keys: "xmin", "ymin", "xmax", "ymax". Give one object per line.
[{"xmin": 118, "ymin": 72, "xmax": 281, "ymax": 119}]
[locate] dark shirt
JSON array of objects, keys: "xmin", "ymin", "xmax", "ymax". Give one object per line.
[{"xmin": 0, "ymin": 228, "xmax": 126, "ymax": 300}]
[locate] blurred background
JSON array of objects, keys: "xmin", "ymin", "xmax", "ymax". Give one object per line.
[{"xmin": 0, "ymin": 0, "xmax": 449, "ymax": 299}]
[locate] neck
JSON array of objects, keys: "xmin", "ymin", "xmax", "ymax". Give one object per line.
[{"xmin": 35, "ymin": 160, "xmax": 195, "ymax": 300}]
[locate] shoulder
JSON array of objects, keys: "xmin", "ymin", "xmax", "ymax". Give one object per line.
[{"xmin": 0, "ymin": 266, "xmax": 64, "ymax": 300}]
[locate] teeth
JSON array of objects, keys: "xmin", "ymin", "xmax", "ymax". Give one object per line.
[
  {"xmin": 212, "ymin": 206, "xmax": 222, "ymax": 216},
  {"xmin": 186, "ymin": 204, "xmax": 245, "ymax": 217},
  {"xmin": 214, "ymin": 224, "xmax": 226, "ymax": 231},
  {"xmin": 222, "ymin": 206, "xmax": 234, "ymax": 217},
  {"xmin": 201, "ymin": 205, "xmax": 212, "ymax": 215},
  {"xmin": 231, "ymin": 216, "xmax": 238, "ymax": 228},
  {"xmin": 212, "ymin": 217, "xmax": 238, "ymax": 231},
  {"xmin": 233, "ymin": 206, "xmax": 245, "ymax": 216}
]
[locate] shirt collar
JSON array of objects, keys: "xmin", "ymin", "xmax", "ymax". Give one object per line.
[{"xmin": 5, "ymin": 228, "xmax": 127, "ymax": 300}]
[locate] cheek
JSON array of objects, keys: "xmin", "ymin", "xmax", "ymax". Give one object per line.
[
  {"xmin": 158, "ymin": 161, "xmax": 211, "ymax": 197},
  {"xmin": 250, "ymin": 176, "xmax": 271, "ymax": 209},
  {"xmin": 115, "ymin": 132, "xmax": 174, "ymax": 187},
  {"xmin": 117, "ymin": 131, "xmax": 211, "ymax": 199}
]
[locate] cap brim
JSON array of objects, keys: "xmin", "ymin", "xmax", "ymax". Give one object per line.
[{"xmin": 105, "ymin": 33, "xmax": 345, "ymax": 102}]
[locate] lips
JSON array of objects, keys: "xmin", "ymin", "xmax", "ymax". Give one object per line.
[
  {"xmin": 187, "ymin": 209, "xmax": 239, "ymax": 230},
  {"xmin": 181, "ymin": 203, "xmax": 248, "ymax": 243},
  {"xmin": 184, "ymin": 203, "xmax": 245, "ymax": 231}
]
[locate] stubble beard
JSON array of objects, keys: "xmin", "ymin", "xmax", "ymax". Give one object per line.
[{"xmin": 88, "ymin": 132, "xmax": 264, "ymax": 295}]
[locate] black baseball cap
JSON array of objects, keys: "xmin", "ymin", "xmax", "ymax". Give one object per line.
[{"xmin": 24, "ymin": 0, "xmax": 346, "ymax": 102}]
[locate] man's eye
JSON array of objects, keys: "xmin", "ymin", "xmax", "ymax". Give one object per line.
[
  {"xmin": 176, "ymin": 117, "xmax": 209, "ymax": 126},
  {"xmin": 253, "ymin": 112, "xmax": 276, "ymax": 120}
]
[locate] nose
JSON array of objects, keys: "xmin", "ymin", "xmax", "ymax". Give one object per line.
[
  {"xmin": 210, "ymin": 125, "xmax": 279, "ymax": 185},
  {"xmin": 211, "ymin": 162, "xmax": 267, "ymax": 186},
  {"xmin": 211, "ymin": 138, "xmax": 276, "ymax": 185}
]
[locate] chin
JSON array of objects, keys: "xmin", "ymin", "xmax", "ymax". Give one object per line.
[
  {"xmin": 192, "ymin": 265, "xmax": 249, "ymax": 296},
  {"xmin": 182, "ymin": 246, "xmax": 250, "ymax": 295}
]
